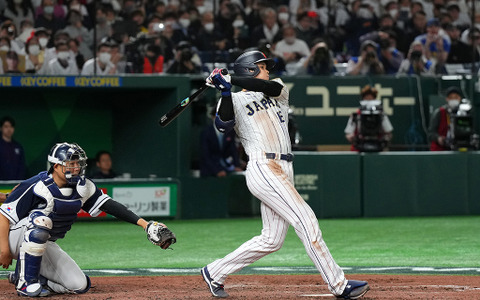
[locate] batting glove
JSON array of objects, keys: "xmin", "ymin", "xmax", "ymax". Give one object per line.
[
  {"xmin": 212, "ymin": 73, "xmax": 232, "ymax": 97},
  {"xmin": 205, "ymin": 68, "xmax": 222, "ymax": 88}
]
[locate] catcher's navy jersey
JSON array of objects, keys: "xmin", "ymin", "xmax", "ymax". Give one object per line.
[{"xmin": 0, "ymin": 171, "xmax": 110, "ymax": 240}]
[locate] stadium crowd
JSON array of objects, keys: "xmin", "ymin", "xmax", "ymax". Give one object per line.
[{"xmin": 0, "ymin": 0, "xmax": 478, "ymax": 76}]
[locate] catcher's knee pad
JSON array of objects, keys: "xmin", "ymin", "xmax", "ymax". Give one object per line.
[
  {"xmin": 23, "ymin": 212, "xmax": 52, "ymax": 256},
  {"xmin": 72, "ymin": 275, "xmax": 91, "ymax": 294},
  {"xmin": 28, "ymin": 211, "xmax": 53, "ymax": 230}
]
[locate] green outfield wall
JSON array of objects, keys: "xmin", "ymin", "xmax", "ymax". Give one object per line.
[{"xmin": 0, "ymin": 75, "xmax": 479, "ymax": 218}]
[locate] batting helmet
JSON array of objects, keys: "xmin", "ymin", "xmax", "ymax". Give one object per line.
[
  {"xmin": 47, "ymin": 142, "xmax": 87, "ymax": 184},
  {"xmin": 233, "ymin": 50, "xmax": 275, "ymax": 77}
]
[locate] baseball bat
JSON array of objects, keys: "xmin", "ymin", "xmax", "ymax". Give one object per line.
[{"xmin": 158, "ymin": 69, "xmax": 228, "ymax": 127}]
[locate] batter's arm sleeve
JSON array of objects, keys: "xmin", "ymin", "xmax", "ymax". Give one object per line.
[
  {"xmin": 231, "ymin": 76, "xmax": 283, "ymax": 97},
  {"xmin": 99, "ymin": 199, "xmax": 141, "ymax": 225},
  {"xmin": 217, "ymin": 94, "xmax": 234, "ymax": 122}
]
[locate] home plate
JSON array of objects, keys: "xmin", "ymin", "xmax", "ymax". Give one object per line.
[{"xmin": 299, "ymin": 294, "xmax": 332, "ymax": 297}]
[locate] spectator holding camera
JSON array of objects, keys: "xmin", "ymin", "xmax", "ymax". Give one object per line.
[
  {"xmin": 344, "ymin": 85, "xmax": 393, "ymax": 152},
  {"xmin": 361, "ymin": 28, "xmax": 404, "ymax": 74},
  {"xmin": 346, "ymin": 40, "xmax": 385, "ymax": 75},
  {"xmin": 397, "ymin": 40, "xmax": 436, "ymax": 75},
  {"xmin": 0, "ymin": 21, "xmax": 22, "ymax": 54},
  {"xmin": 166, "ymin": 41, "xmax": 201, "ymax": 74},
  {"xmin": 428, "ymin": 86, "xmax": 463, "ymax": 151},
  {"xmin": 414, "ymin": 18, "xmax": 450, "ymax": 74},
  {"xmin": 298, "ymin": 40, "xmax": 336, "ymax": 75}
]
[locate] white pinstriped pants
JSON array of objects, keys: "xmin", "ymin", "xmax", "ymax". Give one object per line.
[{"xmin": 206, "ymin": 157, "xmax": 347, "ymax": 295}]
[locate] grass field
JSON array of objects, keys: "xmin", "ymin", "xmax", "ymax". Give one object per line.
[{"xmin": 20, "ymin": 215, "xmax": 474, "ymax": 271}]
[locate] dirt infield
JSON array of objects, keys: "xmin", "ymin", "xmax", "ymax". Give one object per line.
[{"xmin": 1, "ymin": 274, "xmax": 479, "ymax": 299}]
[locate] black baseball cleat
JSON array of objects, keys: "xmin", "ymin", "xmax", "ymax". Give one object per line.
[
  {"xmin": 337, "ymin": 280, "xmax": 370, "ymax": 299},
  {"xmin": 201, "ymin": 266, "xmax": 229, "ymax": 298}
]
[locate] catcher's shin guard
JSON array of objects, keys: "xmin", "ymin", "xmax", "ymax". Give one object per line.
[
  {"xmin": 17, "ymin": 213, "xmax": 52, "ymax": 289},
  {"xmin": 16, "ymin": 254, "xmax": 50, "ymax": 297}
]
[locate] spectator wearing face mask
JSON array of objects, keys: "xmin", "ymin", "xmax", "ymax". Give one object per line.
[
  {"xmin": 34, "ymin": 0, "xmax": 66, "ymax": 36},
  {"xmin": 38, "ymin": 30, "xmax": 77, "ymax": 74},
  {"xmin": 34, "ymin": 26, "xmax": 50, "ymax": 50},
  {"xmin": 231, "ymin": 14, "xmax": 249, "ymax": 50},
  {"xmin": 428, "ymin": 86, "xmax": 464, "ymax": 151},
  {"xmin": 67, "ymin": 0, "xmax": 92, "ymax": 29},
  {"xmin": 81, "ymin": 41, "xmax": 116, "ymax": 75},
  {"xmin": 192, "ymin": 11, "xmax": 229, "ymax": 52},
  {"xmin": 24, "ymin": 34, "xmax": 44, "ymax": 73},
  {"xmin": 94, "ymin": 5, "xmax": 112, "ymax": 45},
  {"xmin": 276, "ymin": 5, "xmax": 290, "ymax": 27},
  {"xmin": 344, "ymin": 0, "xmax": 378, "ymax": 56},
  {"xmin": 63, "ymin": 9, "xmax": 93, "ymax": 60},
  {"xmin": 45, "ymin": 39, "xmax": 79, "ymax": 75},
  {"xmin": 172, "ymin": 9, "xmax": 194, "ymax": 45},
  {"xmin": 273, "ymin": 24, "xmax": 310, "ymax": 75},
  {"xmin": 0, "ymin": 36, "xmax": 12, "ymax": 54},
  {"xmin": 0, "ymin": 21, "xmax": 23, "ymax": 54}
]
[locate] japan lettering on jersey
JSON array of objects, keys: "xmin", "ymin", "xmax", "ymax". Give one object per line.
[{"xmin": 228, "ymin": 78, "xmax": 290, "ymax": 156}]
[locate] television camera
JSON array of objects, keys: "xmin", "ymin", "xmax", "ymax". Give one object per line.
[
  {"xmin": 353, "ymin": 100, "xmax": 388, "ymax": 152},
  {"xmin": 446, "ymin": 98, "xmax": 479, "ymax": 151}
]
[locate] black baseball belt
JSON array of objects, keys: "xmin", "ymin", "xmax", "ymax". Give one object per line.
[{"xmin": 265, "ymin": 152, "xmax": 294, "ymax": 162}]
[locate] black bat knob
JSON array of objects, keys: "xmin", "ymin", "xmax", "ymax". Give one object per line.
[{"xmin": 221, "ymin": 69, "xmax": 229, "ymax": 75}]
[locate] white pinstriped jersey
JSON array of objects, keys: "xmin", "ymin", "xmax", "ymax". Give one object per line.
[{"xmin": 222, "ymin": 78, "xmax": 291, "ymax": 156}]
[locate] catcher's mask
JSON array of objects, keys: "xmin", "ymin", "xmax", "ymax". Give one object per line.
[{"xmin": 47, "ymin": 142, "xmax": 87, "ymax": 185}]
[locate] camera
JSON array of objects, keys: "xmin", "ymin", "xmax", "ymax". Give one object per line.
[
  {"xmin": 314, "ymin": 46, "xmax": 328, "ymax": 60},
  {"xmin": 180, "ymin": 48, "xmax": 193, "ymax": 61},
  {"xmin": 365, "ymin": 51, "xmax": 376, "ymax": 63},
  {"xmin": 353, "ymin": 100, "xmax": 388, "ymax": 152},
  {"xmin": 410, "ymin": 50, "xmax": 422, "ymax": 61},
  {"xmin": 378, "ymin": 38, "xmax": 390, "ymax": 50},
  {"xmin": 446, "ymin": 99, "xmax": 479, "ymax": 150},
  {"xmin": 176, "ymin": 41, "xmax": 193, "ymax": 62}
]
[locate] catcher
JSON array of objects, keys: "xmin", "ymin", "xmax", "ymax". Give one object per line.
[{"xmin": 0, "ymin": 142, "xmax": 176, "ymax": 297}]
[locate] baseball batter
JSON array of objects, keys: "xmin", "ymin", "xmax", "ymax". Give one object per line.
[
  {"xmin": 0, "ymin": 142, "xmax": 175, "ymax": 297},
  {"xmin": 201, "ymin": 51, "xmax": 369, "ymax": 299}
]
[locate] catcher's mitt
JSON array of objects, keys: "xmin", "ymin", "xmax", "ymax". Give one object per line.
[{"xmin": 146, "ymin": 221, "xmax": 177, "ymax": 249}]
